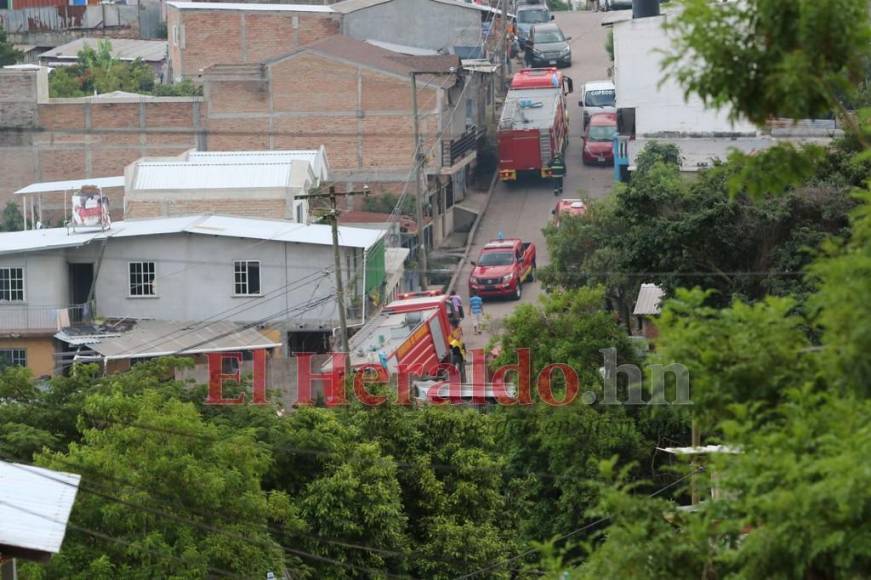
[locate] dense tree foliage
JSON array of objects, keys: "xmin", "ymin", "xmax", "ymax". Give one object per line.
[
  {"xmin": 542, "ymin": 139, "xmax": 861, "ymax": 311},
  {"xmin": 0, "ymin": 25, "xmax": 23, "ymax": 67}
]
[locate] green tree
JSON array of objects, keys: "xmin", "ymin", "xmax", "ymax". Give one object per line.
[
  {"xmin": 31, "ymin": 386, "xmax": 292, "ymax": 578},
  {"xmin": 0, "ymin": 201, "xmax": 24, "ymax": 232},
  {"xmin": 0, "ymin": 25, "xmax": 23, "ymax": 67}
]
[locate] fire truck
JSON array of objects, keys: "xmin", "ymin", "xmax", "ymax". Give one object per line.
[
  {"xmin": 498, "ymin": 68, "xmax": 574, "ymax": 182},
  {"xmin": 343, "ymin": 295, "xmax": 455, "ymax": 376}
]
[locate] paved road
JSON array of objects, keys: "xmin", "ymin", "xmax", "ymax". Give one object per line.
[{"xmin": 458, "ymin": 10, "xmax": 612, "ymax": 351}]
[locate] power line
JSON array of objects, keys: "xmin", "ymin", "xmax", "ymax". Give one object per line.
[
  {"xmin": 452, "ymin": 467, "xmax": 704, "ymax": 579},
  {"xmin": 0, "ymin": 498, "xmax": 243, "ymax": 578}
]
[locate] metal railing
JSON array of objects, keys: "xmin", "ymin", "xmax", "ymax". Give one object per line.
[
  {"xmin": 441, "ymin": 125, "xmax": 482, "ymax": 168},
  {"xmin": 0, "ymin": 303, "xmax": 90, "ymax": 332}
]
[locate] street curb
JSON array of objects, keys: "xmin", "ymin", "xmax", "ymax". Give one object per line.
[{"xmin": 447, "ymin": 169, "xmax": 500, "ymax": 294}]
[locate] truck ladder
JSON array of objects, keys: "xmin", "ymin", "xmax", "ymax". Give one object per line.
[{"xmin": 539, "ymin": 129, "xmax": 552, "ymax": 163}]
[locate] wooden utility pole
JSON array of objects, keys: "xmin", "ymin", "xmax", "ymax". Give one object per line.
[
  {"xmin": 409, "ymin": 67, "xmax": 458, "ymax": 291},
  {"xmin": 296, "ymin": 185, "xmax": 369, "ymax": 377}
]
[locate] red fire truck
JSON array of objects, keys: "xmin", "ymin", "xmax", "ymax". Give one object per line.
[
  {"xmin": 343, "ymin": 295, "xmax": 455, "ymax": 377},
  {"xmin": 498, "ymin": 68, "xmax": 574, "ymax": 181}
]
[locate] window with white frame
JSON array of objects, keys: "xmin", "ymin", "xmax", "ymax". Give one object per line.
[
  {"xmin": 0, "ymin": 349, "xmax": 26, "ymax": 367},
  {"xmin": 129, "ymin": 262, "xmax": 156, "ymax": 297},
  {"xmin": 234, "ymin": 261, "xmax": 261, "ymax": 295},
  {"xmin": 0, "ymin": 267, "xmax": 24, "ymax": 302}
]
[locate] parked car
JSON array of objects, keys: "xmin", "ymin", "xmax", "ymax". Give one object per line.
[
  {"xmin": 469, "ymin": 239, "xmax": 537, "ymax": 300},
  {"xmin": 551, "ymin": 198, "xmax": 587, "ymax": 227},
  {"xmin": 525, "ymin": 23, "xmax": 572, "ymax": 68},
  {"xmin": 579, "ymin": 79, "xmax": 616, "ymax": 127},
  {"xmin": 515, "ymin": 4, "xmax": 552, "ymax": 48},
  {"xmin": 582, "ymin": 112, "xmax": 617, "ymax": 166}
]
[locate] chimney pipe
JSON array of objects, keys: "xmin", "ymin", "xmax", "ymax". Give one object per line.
[{"xmin": 633, "ymin": 0, "xmax": 660, "ymax": 18}]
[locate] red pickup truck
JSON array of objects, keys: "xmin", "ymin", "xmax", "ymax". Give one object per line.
[{"xmin": 468, "ymin": 239, "xmax": 536, "ymax": 300}]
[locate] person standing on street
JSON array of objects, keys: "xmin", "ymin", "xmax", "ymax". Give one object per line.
[
  {"xmin": 469, "ymin": 291, "xmax": 484, "ymax": 335},
  {"xmin": 449, "ymin": 290, "xmax": 464, "ymax": 320}
]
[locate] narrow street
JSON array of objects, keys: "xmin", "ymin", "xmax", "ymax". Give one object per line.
[{"xmin": 459, "ymin": 10, "xmax": 613, "ymax": 351}]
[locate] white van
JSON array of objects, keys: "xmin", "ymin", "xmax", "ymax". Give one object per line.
[{"xmin": 580, "ymin": 80, "xmax": 616, "ymax": 127}]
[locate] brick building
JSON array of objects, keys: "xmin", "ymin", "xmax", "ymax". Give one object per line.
[
  {"xmin": 203, "ymin": 35, "xmax": 486, "ymax": 247},
  {"xmin": 166, "ymin": 1, "xmax": 341, "ymax": 82},
  {"xmin": 0, "ymin": 67, "xmax": 204, "ymax": 225}
]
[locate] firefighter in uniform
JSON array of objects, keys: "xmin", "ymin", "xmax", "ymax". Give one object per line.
[{"xmin": 550, "ymin": 154, "xmax": 566, "ymax": 196}]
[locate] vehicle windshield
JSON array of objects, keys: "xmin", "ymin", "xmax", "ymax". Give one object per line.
[
  {"xmin": 478, "ymin": 252, "xmax": 515, "ymax": 266},
  {"xmin": 584, "ymin": 89, "xmax": 616, "ymax": 107},
  {"xmin": 535, "ymin": 30, "xmax": 564, "ymax": 43},
  {"xmin": 588, "ymin": 125, "xmax": 617, "ymax": 141},
  {"xmin": 518, "ymin": 9, "xmax": 549, "ymax": 23}
]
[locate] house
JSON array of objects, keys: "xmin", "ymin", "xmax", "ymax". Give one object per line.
[
  {"xmin": 123, "ymin": 147, "xmax": 330, "ymax": 222},
  {"xmin": 38, "ymin": 38, "xmax": 169, "ymax": 81},
  {"xmin": 632, "ymin": 282, "xmax": 664, "ymax": 340},
  {"xmin": 605, "ymin": 6, "xmax": 837, "ymax": 174},
  {"xmin": 0, "ymin": 214, "xmax": 387, "ymax": 377},
  {"xmin": 334, "ymin": 0, "xmax": 506, "ymax": 59},
  {"xmin": 165, "ymin": 1, "xmax": 341, "ymax": 82},
  {"xmin": 203, "ymin": 35, "xmax": 490, "ymax": 248},
  {"xmin": 0, "ymin": 459, "xmax": 80, "ymax": 575}
]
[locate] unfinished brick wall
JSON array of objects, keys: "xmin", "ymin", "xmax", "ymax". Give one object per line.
[
  {"xmin": 126, "ymin": 198, "xmax": 288, "ymax": 219},
  {"xmin": 167, "ymin": 5, "xmax": 340, "ymax": 81},
  {"xmin": 0, "ymin": 69, "xmax": 203, "ymax": 223},
  {"xmin": 203, "ymin": 51, "xmax": 441, "ymax": 177}
]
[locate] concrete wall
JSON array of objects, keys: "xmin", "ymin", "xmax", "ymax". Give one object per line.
[
  {"xmin": 167, "ymin": 4, "xmax": 341, "ymax": 81},
  {"xmin": 342, "ymin": 0, "xmax": 482, "ymax": 52},
  {"xmin": 0, "ymin": 336, "xmax": 57, "ymax": 378},
  {"xmin": 64, "ymin": 233, "xmax": 365, "ymax": 327},
  {"xmin": 613, "ymin": 14, "xmax": 757, "ymax": 136},
  {"xmin": 0, "ymin": 250, "xmax": 70, "ymax": 308}
]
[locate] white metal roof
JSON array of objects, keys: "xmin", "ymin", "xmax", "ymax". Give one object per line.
[
  {"xmin": 39, "ymin": 38, "xmax": 168, "ymax": 63},
  {"xmin": 0, "ymin": 460, "xmax": 81, "ymax": 557},
  {"xmin": 168, "ymin": 1, "xmax": 334, "ymax": 12},
  {"xmin": 365, "ymin": 39, "xmax": 440, "ymax": 56},
  {"xmin": 185, "ymin": 147, "xmax": 330, "ymax": 182},
  {"xmin": 15, "ymin": 176, "xmax": 125, "ymax": 195},
  {"xmin": 132, "ymin": 161, "xmax": 296, "ymax": 190},
  {"xmin": 0, "ymin": 214, "xmax": 386, "ymax": 256},
  {"xmin": 658, "ymin": 445, "xmax": 741, "ymax": 455},
  {"xmin": 633, "ymin": 283, "xmax": 665, "ymax": 316}
]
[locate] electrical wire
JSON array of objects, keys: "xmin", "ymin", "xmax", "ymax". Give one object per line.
[{"xmin": 452, "ymin": 466, "xmax": 705, "ymax": 579}]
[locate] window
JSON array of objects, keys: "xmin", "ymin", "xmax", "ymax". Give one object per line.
[
  {"xmin": 0, "ymin": 349, "xmax": 26, "ymax": 368},
  {"xmin": 129, "ymin": 262, "xmax": 156, "ymax": 297},
  {"xmin": 0, "ymin": 267, "xmax": 24, "ymax": 302},
  {"xmin": 295, "ymin": 202, "xmax": 304, "ymax": 224},
  {"xmin": 234, "ymin": 261, "xmax": 261, "ymax": 295}
]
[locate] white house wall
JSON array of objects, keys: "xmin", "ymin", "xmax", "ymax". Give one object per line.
[{"xmin": 613, "ymin": 15, "xmax": 758, "ymax": 136}]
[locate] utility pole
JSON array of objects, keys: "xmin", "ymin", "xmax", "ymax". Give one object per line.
[
  {"xmin": 296, "ymin": 185, "xmax": 369, "ymax": 377},
  {"xmin": 409, "ymin": 67, "xmax": 458, "ymax": 291}
]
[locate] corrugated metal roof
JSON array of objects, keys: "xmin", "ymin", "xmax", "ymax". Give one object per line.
[
  {"xmin": 132, "ymin": 161, "xmax": 294, "ymax": 190},
  {"xmin": 0, "ymin": 214, "xmax": 386, "ymax": 255},
  {"xmin": 0, "ymin": 460, "xmax": 80, "ymax": 556},
  {"xmin": 633, "ymin": 283, "xmax": 665, "ymax": 316},
  {"xmin": 334, "ymin": 0, "xmax": 501, "ymax": 15},
  {"xmin": 39, "ymin": 38, "xmax": 168, "ymax": 63},
  {"xmin": 15, "ymin": 176, "xmax": 125, "ymax": 195},
  {"xmin": 365, "ymin": 39, "xmax": 440, "ymax": 56},
  {"xmin": 61, "ymin": 319, "xmax": 282, "ymax": 359},
  {"xmin": 168, "ymin": 1, "xmax": 334, "ymax": 12},
  {"xmin": 185, "ymin": 146, "xmax": 329, "ymax": 182}
]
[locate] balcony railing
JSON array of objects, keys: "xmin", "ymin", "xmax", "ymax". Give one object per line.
[
  {"xmin": 0, "ymin": 303, "xmax": 90, "ymax": 333},
  {"xmin": 441, "ymin": 125, "xmax": 482, "ymax": 168}
]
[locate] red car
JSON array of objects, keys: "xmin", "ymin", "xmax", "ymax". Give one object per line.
[
  {"xmin": 582, "ymin": 112, "xmax": 617, "ymax": 166},
  {"xmin": 552, "ymin": 198, "xmax": 587, "ymax": 227},
  {"xmin": 469, "ymin": 239, "xmax": 537, "ymax": 300}
]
